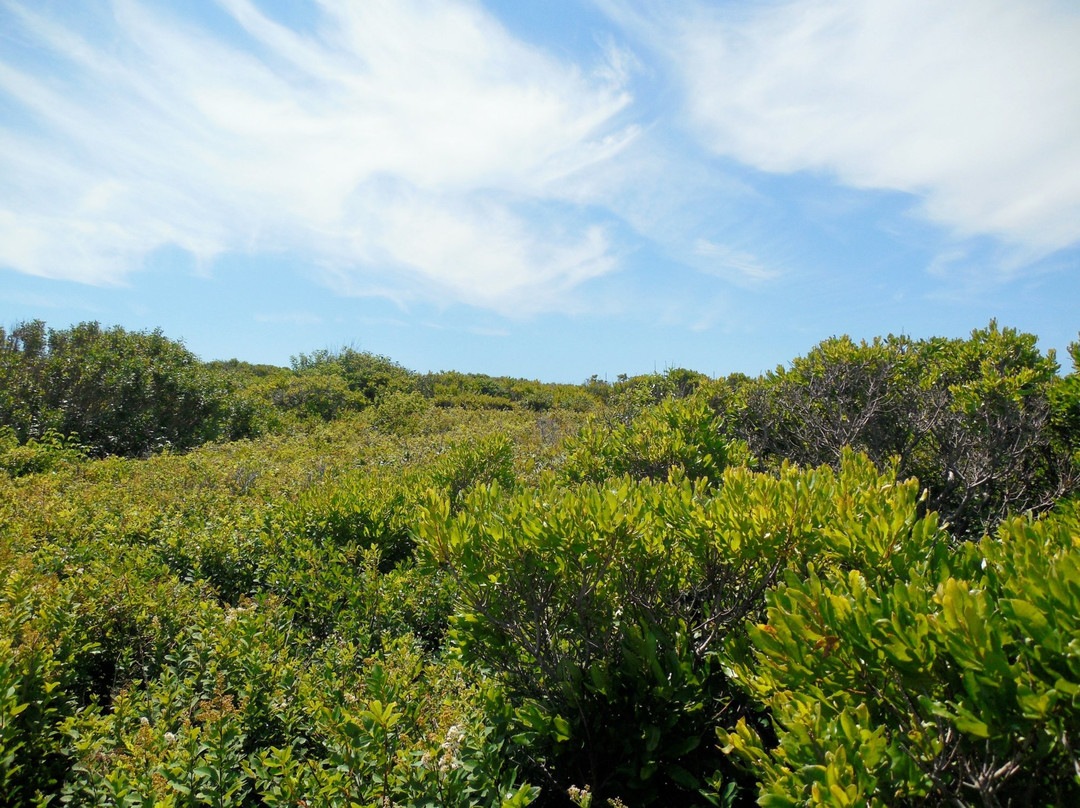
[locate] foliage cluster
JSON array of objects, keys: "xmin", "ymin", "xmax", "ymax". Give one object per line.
[
  {"xmin": 0, "ymin": 427, "xmax": 86, "ymax": 478},
  {"xmin": 721, "ymin": 502, "xmax": 1080, "ymax": 807},
  {"xmin": 0, "ymin": 406, "xmax": 563, "ymax": 807},
  {"xmin": 0, "ymin": 320, "xmax": 1077, "ymax": 808},
  {"xmin": 558, "ymin": 395, "xmax": 749, "ymax": 486},
  {"xmin": 721, "ymin": 322, "xmax": 1078, "ymax": 538},
  {"xmin": 0, "ymin": 321, "xmax": 257, "ymax": 458},
  {"xmin": 0, "ymin": 322, "xmax": 605, "ymax": 461},
  {"xmin": 415, "ymin": 371, "xmax": 600, "ymax": 413}
]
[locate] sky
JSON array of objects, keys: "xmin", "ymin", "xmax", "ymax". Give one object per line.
[{"xmin": 1, "ymin": 0, "xmax": 1079, "ymax": 382}]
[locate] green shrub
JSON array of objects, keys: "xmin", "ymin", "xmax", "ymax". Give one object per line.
[
  {"xmin": 426, "ymin": 433, "xmax": 517, "ymax": 506},
  {"xmin": 0, "ymin": 321, "xmax": 242, "ymax": 457},
  {"xmin": 2, "ymin": 319, "xmax": 1077, "ymax": 808},
  {"xmin": 1049, "ymin": 336, "xmax": 1080, "ymax": 475},
  {"xmin": 434, "ymin": 392, "xmax": 516, "ymax": 410},
  {"xmin": 418, "ymin": 454, "xmax": 937, "ymax": 806},
  {"xmin": 0, "ymin": 562, "xmax": 92, "ymax": 803},
  {"xmin": 419, "ymin": 370, "xmax": 601, "ymax": 414},
  {"xmin": 257, "ymin": 372, "xmax": 364, "ymax": 421},
  {"xmin": 371, "ymin": 390, "xmax": 439, "ymax": 435},
  {"xmin": 276, "ymin": 469, "xmax": 419, "ymax": 567},
  {"xmin": 292, "ymin": 347, "xmax": 416, "ymax": 405},
  {"xmin": 729, "ymin": 322, "xmax": 1074, "ymax": 538},
  {"xmin": 0, "ymin": 427, "xmax": 86, "ymax": 478},
  {"xmin": 560, "ymin": 394, "xmax": 748, "ymax": 486},
  {"xmin": 721, "ymin": 501, "xmax": 1080, "ymax": 807}
]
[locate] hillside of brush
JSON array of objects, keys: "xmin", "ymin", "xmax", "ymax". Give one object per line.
[{"xmin": 1, "ymin": 319, "xmax": 1079, "ymax": 808}]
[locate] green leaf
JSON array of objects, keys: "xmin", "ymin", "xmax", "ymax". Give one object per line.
[
  {"xmin": 669, "ymin": 764, "xmax": 701, "ymax": 790},
  {"xmin": 952, "ymin": 711, "xmax": 990, "ymax": 739},
  {"xmin": 552, "ymin": 715, "xmax": 572, "ymax": 743}
]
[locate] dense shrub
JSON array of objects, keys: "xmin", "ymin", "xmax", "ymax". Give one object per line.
[
  {"xmin": 0, "ymin": 321, "xmax": 248, "ymax": 458},
  {"xmin": 418, "ymin": 453, "xmax": 944, "ymax": 806},
  {"xmin": 560, "ymin": 394, "xmax": 748, "ymax": 486},
  {"xmin": 257, "ymin": 372, "xmax": 363, "ymax": 422},
  {"xmin": 292, "ymin": 347, "xmax": 416, "ymax": 405},
  {"xmin": 0, "ymin": 427, "xmax": 86, "ymax": 478},
  {"xmin": 0, "ymin": 406, "xmax": 551, "ymax": 807},
  {"xmin": 276, "ymin": 469, "xmax": 420, "ymax": 569},
  {"xmin": 370, "ymin": 390, "xmax": 440, "ymax": 434},
  {"xmin": 722, "ymin": 502, "xmax": 1080, "ymax": 807},
  {"xmin": 1049, "ymin": 337, "xmax": 1080, "ymax": 466},
  {"xmin": 426, "ymin": 433, "xmax": 517, "ymax": 506},
  {"xmin": 0, "ymin": 562, "xmax": 88, "ymax": 802},
  {"xmin": 1, "ymin": 321, "xmax": 1077, "ymax": 808},
  {"xmin": 728, "ymin": 322, "xmax": 1076, "ymax": 538},
  {"xmin": 418, "ymin": 371, "xmax": 602, "ymax": 413}
]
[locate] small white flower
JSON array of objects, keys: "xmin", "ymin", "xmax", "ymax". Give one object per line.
[
  {"xmin": 139, "ymin": 716, "xmax": 150, "ymax": 727},
  {"xmin": 163, "ymin": 732, "xmax": 177, "ymax": 744},
  {"xmin": 567, "ymin": 785, "xmax": 593, "ymax": 808}
]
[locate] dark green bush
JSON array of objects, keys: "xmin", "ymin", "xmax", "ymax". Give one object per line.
[
  {"xmin": 0, "ymin": 321, "xmax": 244, "ymax": 458},
  {"xmin": 728, "ymin": 322, "xmax": 1075, "ymax": 538}
]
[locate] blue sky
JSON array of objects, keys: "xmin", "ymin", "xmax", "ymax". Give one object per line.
[{"xmin": 1, "ymin": 0, "xmax": 1079, "ymax": 381}]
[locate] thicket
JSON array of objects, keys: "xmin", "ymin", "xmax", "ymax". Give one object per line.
[
  {"xmin": 0, "ymin": 321, "xmax": 1077, "ymax": 808},
  {"xmin": 0, "ymin": 321, "xmax": 255, "ymax": 458},
  {"xmin": 416, "ymin": 371, "xmax": 599, "ymax": 412},
  {"xmin": 720, "ymin": 322, "xmax": 1079, "ymax": 539},
  {"xmin": 0, "ymin": 323, "xmax": 603, "ymax": 461}
]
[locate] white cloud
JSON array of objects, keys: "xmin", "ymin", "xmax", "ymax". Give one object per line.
[
  {"xmin": 668, "ymin": 0, "xmax": 1080, "ymax": 256},
  {"xmin": 338, "ymin": 181, "xmax": 616, "ymax": 311},
  {"xmin": 0, "ymin": 0, "xmax": 634, "ymax": 312}
]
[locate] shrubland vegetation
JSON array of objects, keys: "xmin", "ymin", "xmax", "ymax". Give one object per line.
[{"xmin": 0, "ymin": 319, "xmax": 1077, "ymax": 807}]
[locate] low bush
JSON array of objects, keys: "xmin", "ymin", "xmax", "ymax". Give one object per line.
[{"xmin": 560, "ymin": 394, "xmax": 748, "ymax": 486}]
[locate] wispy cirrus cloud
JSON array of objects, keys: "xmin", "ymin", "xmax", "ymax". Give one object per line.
[
  {"xmin": 609, "ymin": 0, "xmax": 1080, "ymax": 261},
  {"xmin": 693, "ymin": 239, "xmax": 780, "ymax": 287},
  {"xmin": 0, "ymin": 0, "xmax": 634, "ymax": 312}
]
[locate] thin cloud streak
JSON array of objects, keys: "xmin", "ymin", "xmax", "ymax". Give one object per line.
[
  {"xmin": 0, "ymin": 0, "xmax": 634, "ymax": 313},
  {"xmin": 693, "ymin": 239, "xmax": 780, "ymax": 287}
]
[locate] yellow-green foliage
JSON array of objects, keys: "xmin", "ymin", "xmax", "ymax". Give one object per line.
[
  {"xmin": 560, "ymin": 394, "xmax": 749, "ymax": 486},
  {"xmin": 721, "ymin": 500, "xmax": 1080, "ymax": 807},
  {"xmin": 0, "ymin": 326, "xmax": 1077, "ymax": 808},
  {"xmin": 420, "ymin": 370, "xmax": 601, "ymax": 413},
  {"xmin": 417, "ymin": 452, "xmax": 949, "ymax": 806},
  {"xmin": 0, "ymin": 407, "xmax": 562, "ymax": 807},
  {"xmin": 0, "ymin": 427, "xmax": 86, "ymax": 478}
]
